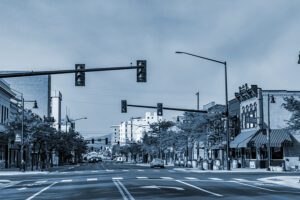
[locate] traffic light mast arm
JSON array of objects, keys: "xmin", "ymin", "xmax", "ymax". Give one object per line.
[
  {"xmin": 127, "ymin": 104, "xmax": 207, "ymax": 113},
  {"xmin": 0, "ymin": 65, "xmax": 141, "ymax": 78}
]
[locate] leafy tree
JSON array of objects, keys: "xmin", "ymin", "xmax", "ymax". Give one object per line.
[{"xmin": 283, "ymin": 96, "xmax": 300, "ymax": 130}]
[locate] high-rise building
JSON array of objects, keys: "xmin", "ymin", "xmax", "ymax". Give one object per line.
[{"xmin": 51, "ymin": 91, "xmax": 62, "ymax": 131}]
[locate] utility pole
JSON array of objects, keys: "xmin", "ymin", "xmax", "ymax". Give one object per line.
[{"xmin": 196, "ymin": 92, "xmax": 199, "ymax": 110}]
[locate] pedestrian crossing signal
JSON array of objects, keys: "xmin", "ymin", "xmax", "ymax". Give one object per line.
[
  {"xmin": 121, "ymin": 100, "xmax": 127, "ymax": 113},
  {"xmin": 157, "ymin": 103, "xmax": 163, "ymax": 116},
  {"xmin": 75, "ymin": 64, "xmax": 85, "ymax": 86},
  {"xmin": 136, "ymin": 60, "xmax": 147, "ymax": 82}
]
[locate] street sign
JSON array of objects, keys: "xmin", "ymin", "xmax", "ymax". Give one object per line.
[{"xmin": 15, "ymin": 134, "xmax": 21, "ymax": 142}]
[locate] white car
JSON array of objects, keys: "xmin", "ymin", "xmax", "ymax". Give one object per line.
[{"xmin": 150, "ymin": 158, "xmax": 165, "ymax": 168}]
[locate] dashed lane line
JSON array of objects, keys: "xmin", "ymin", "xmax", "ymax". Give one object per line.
[
  {"xmin": 209, "ymin": 178, "xmax": 223, "ymax": 181},
  {"xmin": 122, "ymin": 170, "xmax": 129, "ymax": 172},
  {"xmin": 176, "ymin": 180, "xmax": 223, "ymax": 197},
  {"xmin": 161, "ymin": 177, "xmax": 174, "ymax": 180},
  {"xmin": 18, "ymin": 187, "xmax": 27, "ymax": 191},
  {"xmin": 61, "ymin": 179, "xmax": 72, "ymax": 183},
  {"xmin": 87, "ymin": 178, "xmax": 98, "ymax": 182},
  {"xmin": 137, "ymin": 169, "xmax": 144, "ymax": 172},
  {"xmin": 136, "ymin": 177, "xmax": 148, "ymax": 179},
  {"xmin": 34, "ymin": 180, "xmax": 47, "ymax": 184},
  {"xmin": 185, "ymin": 177, "xmax": 198, "ymax": 180},
  {"xmin": 112, "ymin": 177, "xmax": 124, "ymax": 180},
  {"xmin": 25, "ymin": 182, "xmax": 58, "ymax": 200}
]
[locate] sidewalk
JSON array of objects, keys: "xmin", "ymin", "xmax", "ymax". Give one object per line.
[
  {"xmin": 136, "ymin": 163, "xmax": 175, "ymax": 167},
  {"xmin": 173, "ymin": 167, "xmax": 291, "ymax": 173},
  {"xmin": 258, "ymin": 176, "xmax": 300, "ymax": 189},
  {"xmin": 0, "ymin": 170, "xmax": 49, "ymax": 176}
]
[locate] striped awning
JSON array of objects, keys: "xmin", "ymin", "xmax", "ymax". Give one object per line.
[
  {"xmin": 250, "ymin": 129, "xmax": 292, "ymax": 148},
  {"xmin": 230, "ymin": 129, "xmax": 258, "ymax": 148}
]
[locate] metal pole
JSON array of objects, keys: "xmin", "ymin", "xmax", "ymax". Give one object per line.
[
  {"xmin": 196, "ymin": 92, "xmax": 200, "ymax": 110},
  {"xmin": 225, "ymin": 62, "xmax": 230, "ymax": 171},
  {"xmin": 267, "ymin": 94, "xmax": 271, "ymax": 170},
  {"xmin": 21, "ymin": 95, "xmax": 24, "ymax": 164}
]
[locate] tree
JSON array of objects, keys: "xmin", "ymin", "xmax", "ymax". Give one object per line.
[{"xmin": 283, "ymin": 96, "xmax": 300, "ymax": 131}]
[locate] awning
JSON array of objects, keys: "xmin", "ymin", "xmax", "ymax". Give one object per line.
[
  {"xmin": 230, "ymin": 129, "xmax": 258, "ymax": 148},
  {"xmin": 250, "ymin": 129, "xmax": 293, "ymax": 148}
]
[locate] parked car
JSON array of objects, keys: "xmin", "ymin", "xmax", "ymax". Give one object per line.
[
  {"xmin": 88, "ymin": 157, "xmax": 102, "ymax": 163},
  {"xmin": 150, "ymin": 158, "xmax": 165, "ymax": 168}
]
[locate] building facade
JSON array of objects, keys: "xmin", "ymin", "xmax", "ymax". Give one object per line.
[
  {"xmin": 231, "ymin": 84, "xmax": 300, "ymax": 169},
  {"xmin": 119, "ymin": 112, "xmax": 163, "ymax": 146}
]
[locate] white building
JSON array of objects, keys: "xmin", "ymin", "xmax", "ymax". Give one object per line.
[
  {"xmin": 51, "ymin": 91, "xmax": 62, "ymax": 131},
  {"xmin": 119, "ymin": 112, "xmax": 163, "ymax": 145},
  {"xmin": 111, "ymin": 125, "xmax": 120, "ymax": 145}
]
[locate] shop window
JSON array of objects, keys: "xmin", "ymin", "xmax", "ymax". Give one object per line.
[{"xmin": 272, "ymin": 147, "xmax": 283, "ymax": 159}]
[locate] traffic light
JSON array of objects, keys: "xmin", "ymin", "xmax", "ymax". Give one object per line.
[
  {"xmin": 75, "ymin": 64, "xmax": 85, "ymax": 86},
  {"xmin": 121, "ymin": 100, "xmax": 127, "ymax": 113},
  {"xmin": 136, "ymin": 60, "xmax": 147, "ymax": 82},
  {"xmin": 105, "ymin": 138, "xmax": 108, "ymax": 145},
  {"xmin": 157, "ymin": 103, "xmax": 163, "ymax": 116}
]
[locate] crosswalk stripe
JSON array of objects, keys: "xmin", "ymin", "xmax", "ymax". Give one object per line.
[
  {"xmin": 18, "ymin": 187, "xmax": 27, "ymax": 190},
  {"xmin": 137, "ymin": 177, "xmax": 148, "ymax": 179},
  {"xmin": 91, "ymin": 170, "xmax": 99, "ymax": 173},
  {"xmin": 137, "ymin": 169, "xmax": 144, "ymax": 172},
  {"xmin": 122, "ymin": 170, "xmax": 129, "ymax": 172},
  {"xmin": 87, "ymin": 178, "xmax": 98, "ymax": 182},
  {"xmin": 209, "ymin": 178, "xmax": 223, "ymax": 181},
  {"xmin": 106, "ymin": 169, "xmax": 115, "ymax": 172}
]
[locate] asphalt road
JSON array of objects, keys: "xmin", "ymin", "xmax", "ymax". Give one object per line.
[{"xmin": 1, "ymin": 161, "xmax": 300, "ymax": 200}]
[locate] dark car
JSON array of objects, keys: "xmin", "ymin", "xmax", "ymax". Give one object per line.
[
  {"xmin": 150, "ymin": 158, "xmax": 164, "ymax": 168},
  {"xmin": 88, "ymin": 157, "xmax": 102, "ymax": 163}
]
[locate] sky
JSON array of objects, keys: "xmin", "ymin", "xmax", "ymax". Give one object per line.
[{"xmin": 1, "ymin": 0, "xmax": 300, "ymax": 138}]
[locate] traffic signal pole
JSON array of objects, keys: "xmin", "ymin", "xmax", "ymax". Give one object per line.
[
  {"xmin": 0, "ymin": 65, "xmax": 142, "ymax": 79},
  {"xmin": 126, "ymin": 103, "xmax": 208, "ymax": 113}
]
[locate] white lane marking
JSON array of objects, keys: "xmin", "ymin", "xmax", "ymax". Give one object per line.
[
  {"xmin": 232, "ymin": 178, "xmax": 247, "ymax": 182},
  {"xmin": 26, "ymin": 182, "xmax": 58, "ymax": 200},
  {"xmin": 35, "ymin": 180, "xmax": 47, "ymax": 184},
  {"xmin": 113, "ymin": 180, "xmax": 128, "ymax": 200},
  {"xmin": 185, "ymin": 177, "xmax": 198, "ymax": 180},
  {"xmin": 18, "ymin": 187, "xmax": 27, "ymax": 190},
  {"xmin": 61, "ymin": 179, "xmax": 72, "ymax": 183},
  {"xmin": 112, "ymin": 177, "xmax": 124, "ymax": 180},
  {"xmin": 168, "ymin": 170, "xmax": 175, "ymax": 172},
  {"xmin": 160, "ymin": 177, "xmax": 173, "ymax": 180},
  {"xmin": 87, "ymin": 178, "xmax": 98, "ymax": 182},
  {"xmin": 231, "ymin": 181, "xmax": 275, "ymax": 192},
  {"xmin": 106, "ymin": 169, "xmax": 115, "ymax": 172},
  {"xmin": 137, "ymin": 177, "xmax": 148, "ymax": 179},
  {"xmin": 122, "ymin": 170, "xmax": 129, "ymax": 172},
  {"xmin": 209, "ymin": 178, "xmax": 223, "ymax": 181},
  {"xmin": 91, "ymin": 170, "xmax": 99, "ymax": 173},
  {"xmin": 116, "ymin": 180, "xmax": 135, "ymax": 200},
  {"xmin": 137, "ymin": 169, "xmax": 144, "ymax": 172},
  {"xmin": 140, "ymin": 185, "xmax": 184, "ymax": 191},
  {"xmin": 176, "ymin": 180, "xmax": 223, "ymax": 197}
]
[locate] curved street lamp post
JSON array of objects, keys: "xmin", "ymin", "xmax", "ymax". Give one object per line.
[{"xmin": 175, "ymin": 51, "xmax": 230, "ymax": 170}]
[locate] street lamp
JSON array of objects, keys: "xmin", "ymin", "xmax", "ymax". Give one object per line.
[
  {"xmin": 65, "ymin": 117, "xmax": 87, "ymax": 133},
  {"xmin": 196, "ymin": 92, "xmax": 200, "ymax": 110},
  {"xmin": 267, "ymin": 94, "xmax": 275, "ymax": 171},
  {"xmin": 11, "ymin": 89, "xmax": 38, "ymax": 165},
  {"xmin": 176, "ymin": 51, "xmax": 231, "ymax": 170},
  {"xmin": 298, "ymin": 51, "xmax": 300, "ymax": 64}
]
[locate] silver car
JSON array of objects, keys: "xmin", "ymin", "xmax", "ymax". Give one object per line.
[{"xmin": 150, "ymin": 158, "xmax": 165, "ymax": 168}]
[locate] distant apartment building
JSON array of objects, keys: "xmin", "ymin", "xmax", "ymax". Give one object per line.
[
  {"xmin": 119, "ymin": 112, "xmax": 163, "ymax": 145},
  {"xmin": 51, "ymin": 91, "xmax": 62, "ymax": 131},
  {"xmin": 111, "ymin": 125, "xmax": 120, "ymax": 146}
]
